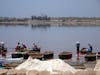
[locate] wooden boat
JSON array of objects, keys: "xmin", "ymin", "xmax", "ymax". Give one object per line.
[
  {"xmin": 33, "ymin": 48, "xmax": 40, "ymax": 52},
  {"xmin": 80, "ymin": 48, "xmax": 87, "ymax": 54},
  {"xmin": 97, "ymin": 52, "xmax": 100, "ymax": 59},
  {"xmin": 12, "ymin": 49, "xmax": 41, "ymax": 59},
  {"xmin": 85, "ymin": 53, "xmax": 96, "ymax": 61},
  {"xmin": 12, "ymin": 52, "xmax": 25, "ymax": 58},
  {"xmin": 58, "ymin": 51, "xmax": 72, "ymax": 60},
  {"xmin": 23, "ymin": 53, "xmax": 29, "ymax": 59},
  {"xmin": 15, "ymin": 48, "xmax": 26, "ymax": 52},
  {"xmin": 28, "ymin": 48, "xmax": 40, "ymax": 53},
  {"xmin": 27, "ymin": 50, "xmax": 40, "ymax": 54},
  {"xmin": 43, "ymin": 51, "xmax": 54, "ymax": 60}
]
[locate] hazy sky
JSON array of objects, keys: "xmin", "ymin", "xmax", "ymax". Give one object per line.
[{"xmin": 0, "ymin": 0, "xmax": 100, "ymax": 17}]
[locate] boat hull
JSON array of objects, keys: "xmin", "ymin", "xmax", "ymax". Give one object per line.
[
  {"xmin": 85, "ymin": 53, "xmax": 96, "ymax": 61},
  {"xmin": 58, "ymin": 51, "xmax": 72, "ymax": 60},
  {"xmin": 43, "ymin": 51, "xmax": 54, "ymax": 60}
]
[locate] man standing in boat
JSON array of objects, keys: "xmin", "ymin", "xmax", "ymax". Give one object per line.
[{"xmin": 76, "ymin": 41, "xmax": 80, "ymax": 60}]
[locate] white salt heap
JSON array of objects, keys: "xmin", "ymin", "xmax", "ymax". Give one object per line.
[
  {"xmin": 94, "ymin": 60, "xmax": 100, "ymax": 70},
  {"xmin": 28, "ymin": 61, "xmax": 52, "ymax": 72},
  {"xmin": 48, "ymin": 59, "xmax": 76, "ymax": 73},
  {"xmin": 94, "ymin": 60, "xmax": 100, "ymax": 75},
  {"xmin": 15, "ymin": 57, "xmax": 76, "ymax": 74},
  {"xmin": 13, "ymin": 57, "xmax": 100, "ymax": 75},
  {"xmin": 75, "ymin": 68, "xmax": 95, "ymax": 75},
  {"xmin": 15, "ymin": 57, "xmax": 41, "ymax": 70}
]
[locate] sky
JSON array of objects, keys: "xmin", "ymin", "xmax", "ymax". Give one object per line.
[{"xmin": 0, "ymin": 0, "xmax": 100, "ymax": 17}]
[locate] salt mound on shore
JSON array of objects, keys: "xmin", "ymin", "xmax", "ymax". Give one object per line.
[
  {"xmin": 94, "ymin": 60, "xmax": 100, "ymax": 70},
  {"xmin": 15, "ymin": 57, "xmax": 76, "ymax": 74},
  {"xmin": 15, "ymin": 57, "xmax": 41, "ymax": 70},
  {"xmin": 94, "ymin": 60, "xmax": 100, "ymax": 75},
  {"xmin": 28, "ymin": 60, "xmax": 52, "ymax": 72},
  {"xmin": 48, "ymin": 59, "xmax": 76, "ymax": 73}
]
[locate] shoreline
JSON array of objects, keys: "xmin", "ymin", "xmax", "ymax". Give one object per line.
[{"xmin": 0, "ymin": 17, "xmax": 100, "ymax": 26}]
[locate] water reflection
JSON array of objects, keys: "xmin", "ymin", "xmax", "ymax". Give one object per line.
[
  {"xmin": 31, "ymin": 24, "xmax": 51, "ymax": 30},
  {"xmin": 0, "ymin": 24, "xmax": 29, "ymax": 27}
]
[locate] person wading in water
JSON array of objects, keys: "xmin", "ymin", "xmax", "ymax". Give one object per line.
[{"xmin": 76, "ymin": 41, "xmax": 80, "ymax": 60}]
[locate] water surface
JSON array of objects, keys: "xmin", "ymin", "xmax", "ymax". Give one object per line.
[{"xmin": 0, "ymin": 25, "xmax": 100, "ymax": 58}]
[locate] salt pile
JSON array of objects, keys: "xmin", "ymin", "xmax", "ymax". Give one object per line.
[
  {"xmin": 75, "ymin": 68, "xmax": 95, "ymax": 75},
  {"xmin": 48, "ymin": 59, "xmax": 76, "ymax": 73},
  {"xmin": 94, "ymin": 60, "xmax": 100, "ymax": 75},
  {"xmin": 15, "ymin": 56, "xmax": 41, "ymax": 70},
  {"xmin": 15, "ymin": 56, "xmax": 76, "ymax": 74},
  {"xmin": 8, "ymin": 57, "xmax": 100, "ymax": 75},
  {"xmin": 94, "ymin": 60, "xmax": 100, "ymax": 70}
]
